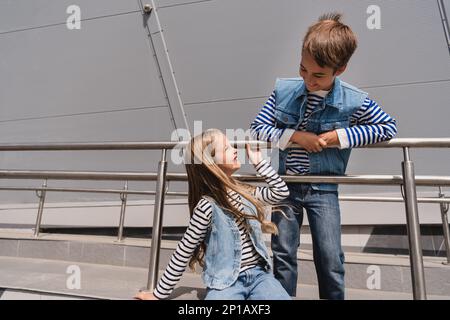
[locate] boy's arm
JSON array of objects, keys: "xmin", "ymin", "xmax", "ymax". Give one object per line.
[
  {"xmin": 153, "ymin": 199, "xmax": 212, "ymax": 299},
  {"xmin": 328, "ymin": 97, "xmax": 398, "ymax": 148},
  {"xmin": 250, "ymin": 91, "xmax": 294, "ymax": 150},
  {"xmin": 250, "ymin": 91, "xmax": 327, "ymax": 152}
]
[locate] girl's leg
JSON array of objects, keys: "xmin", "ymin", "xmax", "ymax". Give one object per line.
[
  {"xmin": 247, "ymin": 267, "xmax": 291, "ymax": 300},
  {"xmin": 204, "ymin": 276, "xmax": 247, "ymax": 300}
]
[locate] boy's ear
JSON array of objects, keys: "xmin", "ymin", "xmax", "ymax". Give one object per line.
[{"xmin": 334, "ymin": 65, "xmax": 347, "ymax": 76}]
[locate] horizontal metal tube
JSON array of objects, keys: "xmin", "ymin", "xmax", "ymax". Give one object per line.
[
  {"xmin": 1, "ymin": 171, "xmax": 449, "ymax": 186},
  {"xmin": 168, "ymin": 173, "xmax": 450, "ymax": 186},
  {"xmin": 0, "ymin": 142, "xmax": 183, "ymax": 151},
  {"xmin": 0, "ymin": 186, "xmax": 156, "ymax": 195},
  {"xmin": 0, "ymin": 170, "xmax": 158, "ymax": 181},
  {"xmin": 0, "ymin": 138, "xmax": 449, "ymax": 151},
  {"xmin": 280, "ymin": 175, "xmax": 450, "ymax": 186},
  {"xmin": 0, "ymin": 141, "xmax": 268, "ymax": 151},
  {"xmin": 364, "ymin": 138, "xmax": 450, "ymax": 148},
  {"xmin": 0, "ymin": 187, "xmax": 448, "ymax": 204},
  {"xmin": 339, "ymin": 196, "xmax": 450, "ymax": 204}
]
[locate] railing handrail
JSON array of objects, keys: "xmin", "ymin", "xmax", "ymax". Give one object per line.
[
  {"xmin": 0, "ymin": 186, "xmax": 157, "ymax": 196},
  {"xmin": 1, "ymin": 138, "xmax": 449, "ymax": 300},
  {"xmin": 0, "ymin": 185, "xmax": 449, "ymax": 204},
  {"xmin": 0, "ymin": 137, "xmax": 449, "ymax": 151},
  {"xmin": 1, "ymin": 170, "xmax": 449, "ymax": 186}
]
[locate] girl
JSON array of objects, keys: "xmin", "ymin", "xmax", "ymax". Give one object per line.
[{"xmin": 135, "ymin": 129, "xmax": 290, "ymax": 300}]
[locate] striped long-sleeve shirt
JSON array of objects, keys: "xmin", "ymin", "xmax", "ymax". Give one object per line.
[
  {"xmin": 250, "ymin": 90, "xmax": 398, "ymax": 175},
  {"xmin": 153, "ymin": 159, "xmax": 289, "ymax": 299}
]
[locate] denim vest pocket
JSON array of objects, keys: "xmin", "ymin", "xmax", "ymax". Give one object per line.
[{"xmin": 274, "ymin": 108, "xmax": 299, "ymax": 128}]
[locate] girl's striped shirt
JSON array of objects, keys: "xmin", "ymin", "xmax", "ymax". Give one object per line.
[{"xmin": 153, "ymin": 159, "xmax": 289, "ymax": 299}]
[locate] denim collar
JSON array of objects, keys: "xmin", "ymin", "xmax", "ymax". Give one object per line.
[{"xmin": 294, "ymin": 77, "xmax": 344, "ymax": 109}]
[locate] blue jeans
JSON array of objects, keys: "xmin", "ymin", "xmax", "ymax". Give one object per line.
[
  {"xmin": 271, "ymin": 183, "xmax": 345, "ymax": 300},
  {"xmin": 204, "ymin": 266, "xmax": 291, "ymax": 300}
]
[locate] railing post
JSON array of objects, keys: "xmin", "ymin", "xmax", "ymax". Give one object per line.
[
  {"xmin": 34, "ymin": 179, "xmax": 47, "ymax": 238},
  {"xmin": 117, "ymin": 181, "xmax": 128, "ymax": 242},
  {"xmin": 438, "ymin": 187, "xmax": 450, "ymax": 264},
  {"xmin": 401, "ymin": 147, "xmax": 427, "ymax": 299},
  {"xmin": 147, "ymin": 149, "xmax": 168, "ymax": 291}
]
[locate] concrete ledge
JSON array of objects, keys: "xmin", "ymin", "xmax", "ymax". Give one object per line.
[
  {"xmin": 1, "ymin": 231, "xmax": 450, "ymax": 295},
  {"xmin": 1, "ymin": 256, "xmax": 449, "ymax": 300}
]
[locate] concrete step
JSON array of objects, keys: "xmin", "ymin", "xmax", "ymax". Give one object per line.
[
  {"xmin": 1, "ymin": 230, "xmax": 450, "ymax": 296},
  {"xmin": 0, "ymin": 288, "xmax": 89, "ymax": 300},
  {"xmin": 0, "ymin": 256, "xmax": 449, "ymax": 300}
]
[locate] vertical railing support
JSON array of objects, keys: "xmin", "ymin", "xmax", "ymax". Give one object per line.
[
  {"xmin": 401, "ymin": 147, "xmax": 427, "ymax": 300},
  {"xmin": 438, "ymin": 187, "xmax": 450, "ymax": 264},
  {"xmin": 117, "ymin": 181, "xmax": 128, "ymax": 242},
  {"xmin": 147, "ymin": 149, "xmax": 168, "ymax": 291},
  {"xmin": 34, "ymin": 179, "xmax": 48, "ymax": 238}
]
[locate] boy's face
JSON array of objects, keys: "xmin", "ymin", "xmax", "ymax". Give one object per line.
[{"xmin": 299, "ymin": 51, "xmax": 345, "ymax": 92}]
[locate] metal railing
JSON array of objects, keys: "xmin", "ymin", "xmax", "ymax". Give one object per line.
[{"xmin": 0, "ymin": 138, "xmax": 450, "ymax": 300}]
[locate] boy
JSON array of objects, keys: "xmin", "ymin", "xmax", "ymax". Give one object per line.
[{"xmin": 250, "ymin": 13, "xmax": 397, "ymax": 299}]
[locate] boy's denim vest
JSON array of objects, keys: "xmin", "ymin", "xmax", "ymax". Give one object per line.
[
  {"xmin": 274, "ymin": 77, "xmax": 368, "ymax": 191},
  {"xmin": 202, "ymin": 196, "xmax": 272, "ymax": 290}
]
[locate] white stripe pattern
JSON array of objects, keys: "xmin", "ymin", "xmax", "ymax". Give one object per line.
[
  {"xmin": 250, "ymin": 90, "xmax": 397, "ymax": 174},
  {"xmin": 153, "ymin": 159, "xmax": 289, "ymax": 299}
]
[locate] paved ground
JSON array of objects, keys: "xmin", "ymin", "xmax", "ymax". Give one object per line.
[
  {"xmin": 0, "ymin": 288, "xmax": 89, "ymax": 300},
  {"xmin": 1, "ymin": 256, "xmax": 449, "ymax": 300}
]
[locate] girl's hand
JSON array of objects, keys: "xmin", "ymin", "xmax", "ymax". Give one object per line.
[
  {"xmin": 134, "ymin": 290, "xmax": 159, "ymax": 300},
  {"xmin": 246, "ymin": 143, "xmax": 263, "ymax": 165}
]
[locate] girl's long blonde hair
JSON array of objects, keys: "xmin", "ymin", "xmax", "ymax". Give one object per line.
[{"xmin": 185, "ymin": 129, "xmax": 277, "ymax": 270}]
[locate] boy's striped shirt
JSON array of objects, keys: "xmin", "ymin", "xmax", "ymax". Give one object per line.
[{"xmin": 250, "ymin": 90, "xmax": 397, "ymax": 175}]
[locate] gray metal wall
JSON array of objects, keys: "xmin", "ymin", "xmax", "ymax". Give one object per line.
[{"xmin": 0, "ymin": 0, "xmax": 449, "ymax": 204}]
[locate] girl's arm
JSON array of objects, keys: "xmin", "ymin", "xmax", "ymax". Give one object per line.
[
  {"xmin": 250, "ymin": 91, "xmax": 287, "ymax": 144},
  {"xmin": 253, "ymin": 159, "xmax": 290, "ymax": 204},
  {"xmin": 153, "ymin": 198, "xmax": 212, "ymax": 299}
]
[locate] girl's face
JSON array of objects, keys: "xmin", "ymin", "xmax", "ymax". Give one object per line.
[{"xmin": 213, "ymin": 134, "xmax": 240, "ymax": 175}]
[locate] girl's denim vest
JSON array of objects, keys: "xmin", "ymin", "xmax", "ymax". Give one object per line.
[
  {"xmin": 274, "ymin": 77, "xmax": 368, "ymax": 191},
  {"xmin": 202, "ymin": 196, "xmax": 272, "ymax": 290}
]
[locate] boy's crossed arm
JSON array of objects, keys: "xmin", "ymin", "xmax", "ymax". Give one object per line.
[
  {"xmin": 250, "ymin": 92, "xmax": 397, "ymax": 151},
  {"xmin": 249, "ymin": 92, "xmax": 327, "ymax": 153},
  {"xmin": 332, "ymin": 97, "xmax": 397, "ymax": 148}
]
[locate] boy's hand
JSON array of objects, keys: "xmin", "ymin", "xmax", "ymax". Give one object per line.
[
  {"xmin": 318, "ymin": 130, "xmax": 340, "ymax": 148},
  {"xmin": 246, "ymin": 143, "xmax": 263, "ymax": 165},
  {"xmin": 290, "ymin": 131, "xmax": 327, "ymax": 153}
]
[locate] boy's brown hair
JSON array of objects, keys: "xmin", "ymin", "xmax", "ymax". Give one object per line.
[{"xmin": 302, "ymin": 13, "xmax": 357, "ymax": 72}]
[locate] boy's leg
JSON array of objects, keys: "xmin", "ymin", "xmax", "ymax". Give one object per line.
[
  {"xmin": 247, "ymin": 266, "xmax": 291, "ymax": 300},
  {"xmin": 271, "ymin": 185, "xmax": 303, "ymax": 297},
  {"xmin": 304, "ymin": 188, "xmax": 345, "ymax": 300}
]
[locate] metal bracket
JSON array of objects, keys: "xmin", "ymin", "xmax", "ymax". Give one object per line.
[
  {"xmin": 143, "ymin": 4, "xmax": 153, "ymax": 14},
  {"xmin": 164, "ymin": 181, "xmax": 170, "ymax": 194},
  {"xmin": 437, "ymin": 0, "xmax": 450, "ymax": 55},
  {"xmin": 400, "ymin": 184, "xmax": 406, "ymax": 200},
  {"xmin": 35, "ymin": 179, "xmax": 47, "ymax": 198},
  {"xmin": 439, "ymin": 187, "xmax": 449, "ymax": 213}
]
